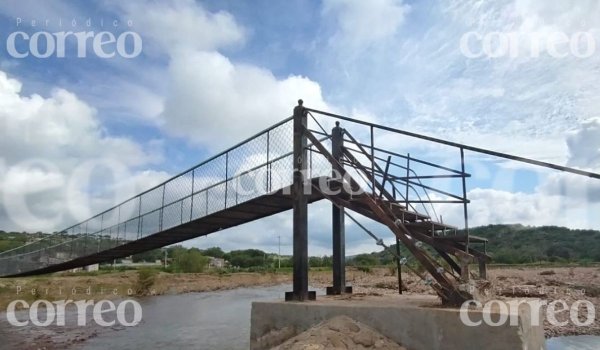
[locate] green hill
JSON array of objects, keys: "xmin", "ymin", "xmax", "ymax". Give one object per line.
[
  {"xmin": 2, "ymin": 225, "xmax": 600, "ymax": 266},
  {"xmin": 465, "ymin": 224, "xmax": 600, "ymax": 264},
  {"xmin": 349, "ymin": 224, "xmax": 600, "ymax": 266}
]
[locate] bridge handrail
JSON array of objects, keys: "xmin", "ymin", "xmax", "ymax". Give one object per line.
[
  {"xmin": 0, "ymin": 116, "xmax": 294, "ymax": 258},
  {"xmin": 0, "ymin": 131, "xmax": 333, "ymax": 262},
  {"xmin": 306, "ymin": 107, "xmax": 600, "ymax": 180}
]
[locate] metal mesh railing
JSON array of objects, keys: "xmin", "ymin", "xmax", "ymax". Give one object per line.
[{"xmin": 0, "ymin": 117, "xmax": 307, "ymax": 276}]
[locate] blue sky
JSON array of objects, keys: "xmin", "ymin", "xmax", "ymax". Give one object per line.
[{"xmin": 0, "ymin": 0, "xmax": 599, "ymax": 255}]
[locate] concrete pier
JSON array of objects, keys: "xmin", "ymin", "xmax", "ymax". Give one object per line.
[{"xmin": 250, "ymin": 294, "xmax": 545, "ymax": 350}]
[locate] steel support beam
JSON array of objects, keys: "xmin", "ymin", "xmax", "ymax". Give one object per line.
[
  {"xmin": 327, "ymin": 122, "xmax": 351, "ymax": 295},
  {"xmin": 286, "ymin": 99, "xmax": 314, "ymax": 301},
  {"xmin": 479, "ymin": 242, "xmax": 488, "ymax": 279}
]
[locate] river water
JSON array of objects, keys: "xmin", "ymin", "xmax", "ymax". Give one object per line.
[
  {"xmin": 1, "ymin": 284, "xmax": 598, "ymax": 349},
  {"xmin": 82, "ymin": 284, "xmax": 295, "ymax": 350}
]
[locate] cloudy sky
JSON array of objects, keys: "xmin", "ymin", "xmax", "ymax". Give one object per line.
[{"xmin": 0, "ymin": 0, "xmax": 599, "ymax": 256}]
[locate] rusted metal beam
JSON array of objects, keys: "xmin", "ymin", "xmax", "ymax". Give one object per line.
[{"xmin": 303, "ymin": 127, "xmax": 471, "ymax": 304}]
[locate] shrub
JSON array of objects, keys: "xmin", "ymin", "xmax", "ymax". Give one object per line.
[
  {"xmin": 356, "ymin": 266, "xmax": 372, "ymax": 273},
  {"xmin": 136, "ymin": 268, "xmax": 158, "ymax": 295}
]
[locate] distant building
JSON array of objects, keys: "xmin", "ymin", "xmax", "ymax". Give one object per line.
[
  {"xmin": 67, "ymin": 264, "xmax": 98, "ymax": 273},
  {"xmin": 84, "ymin": 264, "xmax": 99, "ymax": 272},
  {"xmin": 208, "ymin": 257, "xmax": 226, "ymax": 269}
]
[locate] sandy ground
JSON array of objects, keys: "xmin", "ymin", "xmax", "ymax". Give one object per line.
[{"xmin": 272, "ymin": 315, "xmax": 406, "ymax": 350}]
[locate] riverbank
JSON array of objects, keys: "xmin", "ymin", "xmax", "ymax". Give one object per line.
[
  {"xmin": 0, "ymin": 266, "xmax": 598, "ymax": 342},
  {"xmin": 0, "ymin": 270, "xmax": 294, "ymax": 310}
]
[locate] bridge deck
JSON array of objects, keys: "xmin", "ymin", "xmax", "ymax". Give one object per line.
[{"xmin": 7, "ymin": 183, "xmax": 324, "ymax": 277}]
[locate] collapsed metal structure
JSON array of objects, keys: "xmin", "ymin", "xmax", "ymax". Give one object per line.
[{"xmin": 2, "ymin": 101, "xmax": 599, "ymax": 305}]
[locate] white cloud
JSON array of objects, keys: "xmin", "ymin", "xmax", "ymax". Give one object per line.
[
  {"xmin": 0, "ymin": 71, "xmax": 163, "ymax": 231},
  {"xmin": 322, "ymin": 0, "xmax": 411, "ymax": 48},
  {"xmin": 112, "ymin": 0, "xmax": 332, "ymax": 150},
  {"xmin": 162, "ymin": 51, "xmax": 328, "ymax": 150},
  {"xmin": 315, "ymin": 0, "xmax": 600, "ymax": 169},
  {"xmin": 438, "ymin": 187, "xmax": 600, "ymax": 229},
  {"xmin": 0, "ymin": 72, "xmax": 155, "ymax": 167},
  {"xmin": 114, "ymin": 0, "xmax": 245, "ymax": 54},
  {"xmin": 538, "ymin": 172, "xmax": 600, "ymax": 204},
  {"xmin": 512, "ymin": 0, "xmax": 600, "ymax": 34},
  {"xmin": 566, "ymin": 118, "xmax": 600, "ymax": 170},
  {"xmin": 534, "ymin": 118, "xmax": 600, "ymax": 203}
]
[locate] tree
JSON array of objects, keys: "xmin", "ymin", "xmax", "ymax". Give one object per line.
[
  {"xmin": 132, "ymin": 249, "xmax": 163, "ymax": 263},
  {"xmin": 546, "ymin": 245, "xmax": 571, "ymax": 260},
  {"xmin": 309, "ymin": 256, "xmax": 333, "ymax": 268},
  {"xmin": 228, "ymin": 249, "xmax": 271, "ymax": 268},
  {"xmin": 202, "ymin": 247, "xmax": 225, "ymax": 258},
  {"xmin": 352, "ymin": 254, "xmax": 378, "ymax": 266},
  {"xmin": 172, "ymin": 248, "xmax": 209, "ymax": 273}
]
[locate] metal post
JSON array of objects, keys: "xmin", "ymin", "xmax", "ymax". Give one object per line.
[
  {"xmin": 309, "ymin": 145, "xmax": 313, "ymax": 179},
  {"xmin": 406, "ymin": 154, "xmax": 410, "ymax": 208},
  {"xmin": 137, "ymin": 196, "xmax": 142, "ymax": 239},
  {"xmin": 139, "ymin": 217, "xmax": 144, "ymax": 240},
  {"xmin": 398, "ymin": 154, "xmax": 411, "ymax": 294},
  {"xmin": 116, "ymin": 206, "xmax": 121, "ymax": 247},
  {"xmin": 328, "ymin": 121, "xmax": 349, "ymax": 295},
  {"xmin": 266, "ymin": 131, "xmax": 270, "ymax": 192},
  {"xmin": 370, "ymin": 125, "xmax": 375, "ymax": 195},
  {"xmin": 190, "ymin": 169, "xmax": 195, "ymax": 221},
  {"xmin": 286, "ymin": 99, "xmax": 314, "ymax": 301},
  {"xmin": 460, "ymin": 148, "xmax": 469, "ymax": 251},
  {"xmin": 84, "ymin": 222, "xmax": 88, "ymax": 256},
  {"xmin": 460, "ymin": 147, "xmax": 471, "ymax": 281},
  {"xmin": 396, "ymin": 239, "xmax": 402, "ymax": 294},
  {"xmin": 160, "ymin": 185, "xmax": 166, "ymax": 231},
  {"xmin": 98, "ymin": 214, "xmax": 103, "ymax": 253},
  {"xmin": 479, "ymin": 242, "xmax": 488, "ymax": 279},
  {"xmin": 225, "ymin": 153, "xmax": 229, "ymax": 209}
]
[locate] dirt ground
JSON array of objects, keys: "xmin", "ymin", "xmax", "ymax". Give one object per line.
[
  {"xmin": 486, "ymin": 266, "xmax": 600, "ymax": 338},
  {"xmin": 310, "ymin": 266, "xmax": 600, "ymax": 338},
  {"xmin": 272, "ymin": 315, "xmax": 407, "ymax": 350},
  {"xmin": 0, "ymin": 265, "xmax": 598, "ymax": 343}
]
